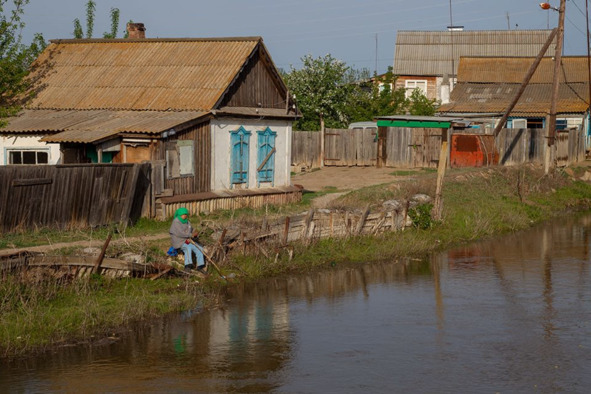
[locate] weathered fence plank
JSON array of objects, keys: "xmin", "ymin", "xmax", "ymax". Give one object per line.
[
  {"xmin": 292, "ymin": 126, "xmax": 585, "ymax": 170},
  {"xmin": 0, "ymin": 163, "xmax": 149, "ymax": 233},
  {"xmin": 291, "ymin": 131, "xmax": 321, "ymax": 170}
]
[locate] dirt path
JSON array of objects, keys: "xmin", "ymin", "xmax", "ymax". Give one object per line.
[
  {"xmin": 291, "ymin": 166, "xmax": 400, "ymax": 192},
  {"xmin": 291, "ymin": 166, "xmax": 403, "ymax": 208}
]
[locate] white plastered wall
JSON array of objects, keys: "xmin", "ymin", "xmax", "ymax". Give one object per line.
[
  {"xmin": 210, "ymin": 118, "xmax": 292, "ymax": 191},
  {"xmin": 0, "ymin": 135, "xmax": 61, "ymax": 165}
]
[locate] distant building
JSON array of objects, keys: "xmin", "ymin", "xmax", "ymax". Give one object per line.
[
  {"xmin": 393, "ymin": 29, "xmax": 557, "ymax": 104},
  {"xmin": 437, "ymin": 56, "xmax": 590, "ymax": 132}
]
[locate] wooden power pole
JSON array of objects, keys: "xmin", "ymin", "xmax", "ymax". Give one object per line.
[{"xmin": 545, "ymin": 0, "xmax": 566, "ymax": 174}]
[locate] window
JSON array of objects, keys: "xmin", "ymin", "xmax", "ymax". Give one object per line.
[
  {"xmin": 511, "ymin": 119, "xmax": 527, "ymax": 129},
  {"xmin": 556, "ymin": 119, "xmax": 567, "ymax": 131},
  {"xmin": 165, "ymin": 140, "xmax": 194, "ymax": 178},
  {"xmin": 8, "ymin": 150, "xmax": 49, "ymax": 165},
  {"xmin": 230, "ymin": 126, "xmax": 251, "ymax": 184},
  {"xmin": 405, "ymin": 80, "xmax": 428, "ymax": 98},
  {"xmin": 257, "ymin": 127, "xmax": 277, "ymax": 185}
]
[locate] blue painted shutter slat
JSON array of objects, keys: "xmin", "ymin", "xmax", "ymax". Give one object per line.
[
  {"xmin": 231, "ymin": 127, "xmax": 250, "ymax": 184},
  {"xmin": 257, "ymin": 128, "xmax": 276, "ymax": 184}
]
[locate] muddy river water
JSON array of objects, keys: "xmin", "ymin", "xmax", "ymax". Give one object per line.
[{"xmin": 2, "ymin": 214, "xmax": 591, "ymax": 393}]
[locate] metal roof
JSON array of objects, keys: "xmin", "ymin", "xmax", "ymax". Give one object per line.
[
  {"xmin": 438, "ymin": 56, "xmax": 590, "ymax": 116},
  {"xmin": 457, "ymin": 56, "xmax": 591, "ymax": 83},
  {"xmin": 2, "ymin": 109, "xmax": 205, "ymax": 143},
  {"xmin": 28, "ymin": 37, "xmax": 262, "ymax": 111},
  {"xmin": 393, "ymin": 30, "xmax": 555, "ymax": 76}
]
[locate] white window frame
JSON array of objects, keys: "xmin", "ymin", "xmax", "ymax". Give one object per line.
[
  {"xmin": 6, "ymin": 148, "xmax": 50, "ymax": 165},
  {"xmin": 405, "ymin": 80, "xmax": 428, "ymax": 99},
  {"xmin": 512, "ymin": 119, "xmax": 527, "ymax": 129}
]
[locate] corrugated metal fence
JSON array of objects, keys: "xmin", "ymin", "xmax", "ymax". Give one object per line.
[
  {"xmin": 0, "ymin": 163, "xmax": 150, "ymax": 233},
  {"xmin": 292, "ymin": 127, "xmax": 586, "ymax": 169}
]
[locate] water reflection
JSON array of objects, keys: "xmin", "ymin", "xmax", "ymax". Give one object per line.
[{"xmin": 2, "ymin": 214, "xmax": 591, "ymax": 392}]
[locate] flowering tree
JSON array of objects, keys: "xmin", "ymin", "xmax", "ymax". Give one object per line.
[
  {"xmin": 284, "ymin": 56, "xmax": 438, "ymax": 131},
  {"xmin": 284, "ymin": 54, "xmax": 355, "ymax": 131}
]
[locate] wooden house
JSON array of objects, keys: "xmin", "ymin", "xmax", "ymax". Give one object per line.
[
  {"xmin": 1, "ymin": 27, "xmax": 300, "ymax": 217},
  {"xmin": 393, "ymin": 29, "xmax": 556, "ymax": 104},
  {"xmin": 437, "ymin": 56, "xmax": 590, "ymax": 131}
]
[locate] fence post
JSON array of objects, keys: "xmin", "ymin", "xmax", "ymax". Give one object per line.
[{"xmin": 320, "ymin": 114, "xmax": 325, "ymax": 168}]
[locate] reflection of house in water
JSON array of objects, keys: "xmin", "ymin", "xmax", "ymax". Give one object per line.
[{"xmin": 208, "ymin": 282, "xmax": 291, "ymax": 373}]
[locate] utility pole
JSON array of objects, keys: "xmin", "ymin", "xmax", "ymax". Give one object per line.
[
  {"xmin": 545, "ymin": 0, "xmax": 566, "ymax": 174},
  {"xmin": 586, "ymin": 0, "xmax": 591, "ymax": 133},
  {"xmin": 375, "ymin": 33, "xmax": 378, "ymax": 75}
]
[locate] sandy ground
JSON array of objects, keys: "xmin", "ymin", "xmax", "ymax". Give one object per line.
[
  {"xmin": 291, "ymin": 166, "xmax": 402, "ymax": 208},
  {"xmin": 291, "ymin": 166, "xmax": 399, "ymax": 192}
]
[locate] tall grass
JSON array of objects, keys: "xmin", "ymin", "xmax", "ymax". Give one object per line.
[{"xmin": 0, "ymin": 272, "xmax": 213, "ymax": 359}]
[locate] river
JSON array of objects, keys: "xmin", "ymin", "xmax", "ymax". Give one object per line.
[{"xmin": 2, "ymin": 214, "xmax": 591, "ymax": 393}]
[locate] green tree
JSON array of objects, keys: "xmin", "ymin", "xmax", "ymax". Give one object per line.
[
  {"xmin": 345, "ymin": 67, "xmax": 410, "ymax": 124},
  {"xmin": 73, "ymin": 1, "xmax": 123, "ymax": 39},
  {"xmin": 407, "ymin": 88, "xmax": 438, "ymax": 116},
  {"xmin": 0, "ymin": 0, "xmax": 46, "ymax": 126},
  {"xmin": 284, "ymin": 54, "xmax": 355, "ymax": 131},
  {"xmin": 103, "ymin": 7, "xmax": 119, "ymax": 39}
]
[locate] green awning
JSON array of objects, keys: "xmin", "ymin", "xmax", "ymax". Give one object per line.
[{"xmin": 377, "ymin": 120, "xmax": 451, "ymax": 128}]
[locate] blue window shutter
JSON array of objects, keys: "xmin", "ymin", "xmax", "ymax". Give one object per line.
[
  {"xmin": 230, "ymin": 127, "xmax": 250, "ymax": 184},
  {"xmin": 257, "ymin": 127, "xmax": 277, "ymax": 185}
]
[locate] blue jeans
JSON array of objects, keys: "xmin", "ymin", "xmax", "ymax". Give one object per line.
[{"xmin": 180, "ymin": 242, "xmax": 205, "ymax": 268}]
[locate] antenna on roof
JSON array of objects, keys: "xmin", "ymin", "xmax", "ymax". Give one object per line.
[
  {"xmin": 375, "ymin": 33, "xmax": 378, "ymax": 75},
  {"xmin": 449, "ymin": 0, "xmax": 455, "ymax": 88}
]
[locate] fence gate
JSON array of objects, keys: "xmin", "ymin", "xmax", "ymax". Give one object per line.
[{"xmin": 411, "ymin": 128, "xmax": 443, "ymax": 168}]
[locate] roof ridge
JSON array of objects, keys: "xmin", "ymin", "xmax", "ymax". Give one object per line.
[{"xmin": 49, "ymin": 37, "xmax": 262, "ymax": 44}]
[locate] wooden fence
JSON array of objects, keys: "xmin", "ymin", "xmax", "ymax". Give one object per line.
[
  {"xmin": 292, "ymin": 131, "xmax": 321, "ymax": 170},
  {"xmin": 292, "ymin": 127, "xmax": 586, "ymax": 169},
  {"xmin": 0, "ymin": 163, "xmax": 150, "ymax": 233},
  {"xmin": 223, "ymin": 202, "xmax": 417, "ymax": 253},
  {"xmin": 324, "ymin": 128, "xmax": 377, "ymax": 166},
  {"xmin": 385, "ymin": 127, "xmax": 442, "ymax": 168}
]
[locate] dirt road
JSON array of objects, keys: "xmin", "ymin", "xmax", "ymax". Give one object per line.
[{"xmin": 291, "ymin": 166, "xmax": 399, "ymax": 192}]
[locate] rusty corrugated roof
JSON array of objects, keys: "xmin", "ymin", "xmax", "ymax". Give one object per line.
[
  {"xmin": 438, "ymin": 57, "xmax": 590, "ymax": 116},
  {"xmin": 393, "ymin": 30, "xmax": 555, "ymax": 76},
  {"xmin": 438, "ymin": 83, "xmax": 589, "ymax": 116},
  {"xmin": 3, "ymin": 109, "xmax": 206, "ymax": 143},
  {"xmin": 28, "ymin": 37, "xmax": 262, "ymax": 111},
  {"xmin": 457, "ymin": 56, "xmax": 590, "ymax": 83}
]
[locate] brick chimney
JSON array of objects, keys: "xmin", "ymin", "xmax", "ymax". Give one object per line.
[{"xmin": 127, "ymin": 23, "xmax": 146, "ymax": 39}]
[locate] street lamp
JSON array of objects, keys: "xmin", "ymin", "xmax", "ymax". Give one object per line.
[{"xmin": 539, "ymin": 3, "xmax": 559, "ymax": 11}]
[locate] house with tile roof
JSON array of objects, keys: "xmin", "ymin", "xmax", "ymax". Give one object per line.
[
  {"xmin": 393, "ymin": 29, "xmax": 557, "ymax": 104},
  {"xmin": 437, "ymin": 56, "xmax": 590, "ymax": 132},
  {"xmin": 1, "ymin": 25, "xmax": 299, "ymax": 210}
]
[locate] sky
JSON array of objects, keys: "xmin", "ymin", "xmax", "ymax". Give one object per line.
[{"xmin": 16, "ymin": 0, "xmax": 591, "ymax": 74}]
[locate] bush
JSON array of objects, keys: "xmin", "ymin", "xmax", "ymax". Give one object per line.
[{"xmin": 408, "ymin": 203, "xmax": 433, "ymax": 230}]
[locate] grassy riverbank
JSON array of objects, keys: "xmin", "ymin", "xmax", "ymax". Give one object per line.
[{"xmin": 2, "ymin": 165, "xmax": 591, "ymax": 359}]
